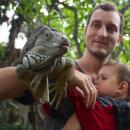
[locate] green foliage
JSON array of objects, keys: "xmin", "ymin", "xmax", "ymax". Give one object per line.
[
  {"xmin": 0, "ymin": 122, "xmax": 29, "ymax": 130},
  {"xmin": 1, "ymin": 0, "xmax": 130, "ymax": 62},
  {"xmin": 0, "ymin": 101, "xmax": 29, "ymax": 130},
  {"xmin": 120, "ymin": 36, "xmax": 130, "ymax": 65},
  {"xmin": 0, "ymin": 43, "xmax": 5, "ymax": 60}
]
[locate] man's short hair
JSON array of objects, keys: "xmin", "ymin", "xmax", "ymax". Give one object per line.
[{"xmin": 87, "ymin": 2, "xmax": 124, "ymax": 34}]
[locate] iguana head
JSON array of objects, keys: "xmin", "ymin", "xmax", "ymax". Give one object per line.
[
  {"xmin": 34, "ymin": 26, "xmax": 70, "ymax": 55},
  {"xmin": 21, "ymin": 26, "xmax": 70, "ymax": 56},
  {"xmin": 21, "ymin": 26, "xmax": 70, "ymax": 70}
]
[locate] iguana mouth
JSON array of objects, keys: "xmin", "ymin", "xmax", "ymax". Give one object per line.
[{"xmin": 60, "ymin": 41, "xmax": 70, "ymax": 51}]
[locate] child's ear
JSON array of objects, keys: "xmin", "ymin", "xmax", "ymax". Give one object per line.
[{"xmin": 116, "ymin": 81, "xmax": 128, "ymax": 98}]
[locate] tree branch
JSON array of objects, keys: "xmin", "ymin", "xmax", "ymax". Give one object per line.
[
  {"xmin": 120, "ymin": 1, "xmax": 130, "ymax": 14},
  {"xmin": 58, "ymin": 2, "xmax": 82, "ymax": 56}
]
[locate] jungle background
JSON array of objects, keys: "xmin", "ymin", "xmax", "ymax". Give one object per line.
[{"xmin": 0, "ymin": 0, "xmax": 130, "ymax": 130}]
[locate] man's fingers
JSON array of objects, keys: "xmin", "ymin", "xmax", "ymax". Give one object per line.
[
  {"xmin": 75, "ymin": 87, "xmax": 84, "ymax": 98},
  {"xmin": 81, "ymin": 77, "xmax": 97, "ymax": 108},
  {"xmin": 72, "ymin": 70, "xmax": 97, "ymax": 108},
  {"xmin": 87, "ymin": 80, "xmax": 97, "ymax": 108}
]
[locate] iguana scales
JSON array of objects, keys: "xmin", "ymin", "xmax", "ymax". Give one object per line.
[{"xmin": 16, "ymin": 25, "xmax": 74, "ymax": 108}]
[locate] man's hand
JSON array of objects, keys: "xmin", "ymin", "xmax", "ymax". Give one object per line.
[{"xmin": 70, "ymin": 70, "xmax": 97, "ymax": 109}]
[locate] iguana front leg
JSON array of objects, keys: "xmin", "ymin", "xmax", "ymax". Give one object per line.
[
  {"xmin": 50, "ymin": 58, "xmax": 74, "ymax": 109},
  {"xmin": 16, "ymin": 64, "xmax": 50, "ymax": 103}
]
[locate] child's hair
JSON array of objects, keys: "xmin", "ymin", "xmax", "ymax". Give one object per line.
[{"xmin": 103, "ymin": 61, "xmax": 130, "ymax": 101}]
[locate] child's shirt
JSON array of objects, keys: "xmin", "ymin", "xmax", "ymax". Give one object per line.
[{"xmin": 68, "ymin": 88, "xmax": 130, "ymax": 130}]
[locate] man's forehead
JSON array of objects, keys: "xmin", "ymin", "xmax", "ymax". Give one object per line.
[{"xmin": 89, "ymin": 9, "xmax": 120, "ymax": 26}]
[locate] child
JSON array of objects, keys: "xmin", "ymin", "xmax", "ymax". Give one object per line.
[{"xmin": 62, "ymin": 61, "xmax": 130, "ymax": 130}]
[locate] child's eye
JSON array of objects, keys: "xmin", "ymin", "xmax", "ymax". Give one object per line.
[{"xmin": 101, "ymin": 76, "xmax": 107, "ymax": 80}]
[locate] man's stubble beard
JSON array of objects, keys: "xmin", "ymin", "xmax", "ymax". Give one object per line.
[{"xmin": 86, "ymin": 45, "xmax": 111, "ymax": 61}]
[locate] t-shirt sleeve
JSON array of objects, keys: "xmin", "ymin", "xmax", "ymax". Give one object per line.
[{"xmin": 68, "ymin": 88, "xmax": 117, "ymax": 130}]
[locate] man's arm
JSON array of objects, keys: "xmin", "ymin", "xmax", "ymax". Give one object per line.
[
  {"xmin": 62, "ymin": 113, "xmax": 81, "ymax": 130},
  {"xmin": 0, "ymin": 66, "xmax": 97, "ymax": 108},
  {"xmin": 0, "ymin": 67, "xmax": 25, "ymax": 101}
]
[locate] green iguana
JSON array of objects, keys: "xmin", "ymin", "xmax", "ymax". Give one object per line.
[{"xmin": 16, "ymin": 25, "xmax": 74, "ymax": 108}]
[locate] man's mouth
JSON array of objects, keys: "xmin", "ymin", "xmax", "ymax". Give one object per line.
[{"xmin": 93, "ymin": 40, "xmax": 108, "ymax": 48}]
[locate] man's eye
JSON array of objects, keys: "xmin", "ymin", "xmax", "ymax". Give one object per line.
[
  {"xmin": 107, "ymin": 24, "xmax": 117, "ymax": 33},
  {"xmin": 92, "ymin": 22, "xmax": 101, "ymax": 29}
]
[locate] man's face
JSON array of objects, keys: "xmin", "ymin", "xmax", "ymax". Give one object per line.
[
  {"xmin": 85, "ymin": 9, "xmax": 121, "ymax": 59},
  {"xmin": 95, "ymin": 65, "xmax": 120, "ymax": 97}
]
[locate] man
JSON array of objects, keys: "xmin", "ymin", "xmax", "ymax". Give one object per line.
[
  {"xmin": 0, "ymin": 2, "xmax": 124, "ymax": 130},
  {"xmin": 73, "ymin": 1, "xmax": 123, "ymax": 107}
]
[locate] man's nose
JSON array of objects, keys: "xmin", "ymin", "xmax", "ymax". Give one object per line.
[{"xmin": 98, "ymin": 26, "xmax": 107, "ymax": 37}]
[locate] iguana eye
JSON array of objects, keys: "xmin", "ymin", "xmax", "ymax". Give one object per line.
[
  {"xmin": 46, "ymin": 33, "xmax": 49, "ymax": 37},
  {"xmin": 44, "ymin": 29, "xmax": 53, "ymax": 40}
]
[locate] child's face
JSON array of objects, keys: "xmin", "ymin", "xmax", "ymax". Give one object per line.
[{"xmin": 95, "ymin": 65, "xmax": 120, "ymax": 97}]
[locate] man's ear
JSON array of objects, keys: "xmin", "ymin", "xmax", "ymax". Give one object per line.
[
  {"xmin": 116, "ymin": 81, "xmax": 128, "ymax": 97},
  {"xmin": 115, "ymin": 35, "xmax": 123, "ymax": 48},
  {"xmin": 84, "ymin": 24, "xmax": 89, "ymax": 35},
  {"xmin": 84, "ymin": 26, "xmax": 88, "ymax": 46},
  {"xmin": 117, "ymin": 35, "xmax": 123, "ymax": 44}
]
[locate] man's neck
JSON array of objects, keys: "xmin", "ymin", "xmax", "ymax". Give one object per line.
[{"xmin": 77, "ymin": 51, "xmax": 108, "ymax": 75}]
